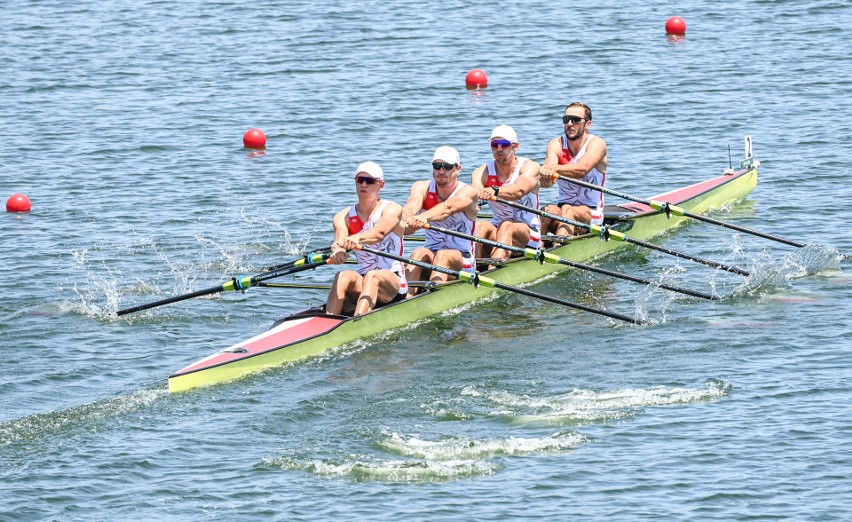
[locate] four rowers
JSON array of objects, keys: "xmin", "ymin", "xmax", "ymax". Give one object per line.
[{"xmin": 326, "ymin": 103, "xmax": 605, "ymax": 316}]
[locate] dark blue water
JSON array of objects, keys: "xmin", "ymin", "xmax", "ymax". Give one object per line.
[{"xmin": 2, "ymin": 1, "xmax": 850, "ymax": 519}]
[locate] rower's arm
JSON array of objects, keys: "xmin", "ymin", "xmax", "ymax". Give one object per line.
[
  {"xmin": 495, "ymin": 160, "xmax": 541, "ymax": 201},
  {"xmin": 471, "ymin": 164, "xmax": 487, "ymax": 189},
  {"xmin": 402, "ymin": 181, "xmax": 428, "ymax": 234},
  {"xmin": 354, "ymin": 201, "xmax": 404, "ymax": 245},
  {"xmin": 419, "ymin": 185, "xmax": 479, "ymax": 223},
  {"xmin": 550, "ymin": 136, "xmax": 607, "ymax": 180},
  {"xmin": 329, "ymin": 208, "xmax": 352, "ymax": 264},
  {"xmin": 540, "ymin": 138, "xmax": 562, "ymax": 188}
]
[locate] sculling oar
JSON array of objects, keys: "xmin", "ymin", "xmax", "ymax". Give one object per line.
[
  {"xmin": 116, "ymin": 252, "xmax": 331, "ymax": 316},
  {"xmin": 487, "ymin": 196, "xmax": 750, "ymax": 277},
  {"xmin": 547, "ymin": 174, "xmax": 806, "ymax": 248},
  {"xmin": 355, "ymin": 244, "xmax": 644, "ymax": 325},
  {"xmin": 421, "ymin": 223, "xmax": 718, "ymax": 300},
  {"xmin": 262, "ymin": 246, "xmax": 331, "ymax": 271}
]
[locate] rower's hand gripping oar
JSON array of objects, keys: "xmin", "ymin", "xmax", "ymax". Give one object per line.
[
  {"xmin": 353, "ymin": 244, "xmax": 645, "ymax": 325},
  {"xmin": 487, "ymin": 196, "xmax": 750, "ymax": 277},
  {"xmin": 421, "ymin": 223, "xmax": 719, "ymax": 301},
  {"xmin": 116, "ymin": 252, "xmax": 331, "ymax": 316},
  {"xmin": 548, "ymin": 174, "xmax": 806, "ymax": 248}
]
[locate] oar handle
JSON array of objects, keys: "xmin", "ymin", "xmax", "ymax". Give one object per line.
[{"xmin": 355, "ymin": 244, "xmax": 460, "ymax": 279}]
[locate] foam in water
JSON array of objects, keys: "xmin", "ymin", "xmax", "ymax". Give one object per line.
[
  {"xmin": 375, "ymin": 431, "xmax": 586, "ymax": 460},
  {"xmin": 456, "ymin": 380, "xmax": 732, "ymax": 426},
  {"xmin": 260, "ymin": 454, "xmax": 500, "ymax": 483}
]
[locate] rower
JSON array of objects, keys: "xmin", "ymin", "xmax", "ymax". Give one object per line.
[
  {"xmin": 540, "ymin": 102, "xmax": 608, "ymax": 236},
  {"xmin": 326, "ymin": 161, "xmax": 408, "ymax": 316},
  {"xmin": 402, "ymin": 146, "xmax": 479, "ymax": 296},
  {"xmin": 471, "ymin": 125, "xmax": 542, "ymax": 260}
]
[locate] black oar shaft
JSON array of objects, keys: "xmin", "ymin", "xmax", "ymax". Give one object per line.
[
  {"xmin": 677, "ymin": 211, "xmax": 806, "ymax": 247},
  {"xmin": 554, "ymin": 175, "xmax": 805, "ymax": 248},
  {"xmin": 620, "ymin": 235, "xmax": 750, "ymax": 277},
  {"xmin": 491, "ymin": 197, "xmax": 749, "ymax": 276},
  {"xmin": 356, "ymin": 244, "xmax": 643, "ymax": 325},
  {"xmin": 117, "ymin": 253, "xmax": 330, "ymax": 316},
  {"xmin": 490, "ymin": 280, "xmax": 642, "ymax": 324},
  {"xmin": 117, "ymin": 285, "xmax": 225, "ymax": 316},
  {"xmin": 424, "ymin": 224, "xmax": 717, "ymax": 300}
]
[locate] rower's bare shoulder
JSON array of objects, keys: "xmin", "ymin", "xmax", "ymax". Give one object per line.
[
  {"xmin": 522, "ymin": 158, "xmax": 541, "ymax": 174},
  {"xmin": 470, "ymin": 164, "xmax": 488, "ymax": 186},
  {"xmin": 410, "ymin": 179, "xmax": 430, "ymax": 192}
]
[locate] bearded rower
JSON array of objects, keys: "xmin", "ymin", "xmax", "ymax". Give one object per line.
[{"xmin": 540, "ymin": 102, "xmax": 608, "ymax": 236}]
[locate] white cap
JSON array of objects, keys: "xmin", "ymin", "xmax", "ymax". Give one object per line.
[
  {"xmin": 490, "ymin": 124, "xmax": 518, "ymax": 143},
  {"xmin": 432, "ymin": 146, "xmax": 460, "ymax": 165},
  {"xmin": 353, "ymin": 161, "xmax": 384, "ymax": 180}
]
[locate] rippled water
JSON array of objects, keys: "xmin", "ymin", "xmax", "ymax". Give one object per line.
[{"xmin": 2, "ymin": 0, "xmax": 850, "ymax": 520}]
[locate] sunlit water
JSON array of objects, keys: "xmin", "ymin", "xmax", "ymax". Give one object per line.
[{"xmin": 1, "ymin": 0, "xmax": 850, "ymax": 520}]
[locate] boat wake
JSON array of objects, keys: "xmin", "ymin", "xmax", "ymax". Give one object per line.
[
  {"xmin": 455, "ymin": 380, "xmax": 732, "ymax": 426},
  {"xmin": 261, "ymin": 381, "xmax": 730, "ymax": 483},
  {"xmin": 0, "ymin": 388, "xmax": 166, "ymax": 447},
  {"xmin": 260, "ymin": 454, "xmax": 502, "ymax": 483},
  {"xmin": 374, "ymin": 430, "xmax": 586, "ymax": 461}
]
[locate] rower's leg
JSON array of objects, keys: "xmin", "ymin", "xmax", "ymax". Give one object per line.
[
  {"xmin": 474, "ymin": 220, "xmax": 497, "ymax": 259},
  {"xmin": 430, "ymin": 249, "xmax": 463, "ymax": 284},
  {"xmin": 406, "ymin": 247, "xmax": 435, "ymax": 297},
  {"xmin": 326, "ymin": 270, "xmax": 363, "ymax": 316},
  {"xmin": 355, "ymin": 269, "xmax": 402, "ymax": 316},
  {"xmin": 558, "ymin": 205, "xmax": 592, "ymax": 235},
  {"xmin": 492, "ymin": 222, "xmax": 530, "ymax": 259},
  {"xmin": 541, "ymin": 204, "xmax": 561, "ymax": 236}
]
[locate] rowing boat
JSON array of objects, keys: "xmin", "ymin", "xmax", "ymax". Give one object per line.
[{"xmin": 167, "ymin": 157, "xmax": 759, "ymax": 392}]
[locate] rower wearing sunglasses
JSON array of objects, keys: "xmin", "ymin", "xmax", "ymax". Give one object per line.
[
  {"xmin": 401, "ymin": 146, "xmax": 479, "ymax": 296},
  {"xmin": 540, "ymin": 102, "xmax": 608, "ymax": 236},
  {"xmin": 326, "ymin": 161, "xmax": 408, "ymax": 316},
  {"xmin": 472, "ymin": 125, "xmax": 542, "ymax": 261}
]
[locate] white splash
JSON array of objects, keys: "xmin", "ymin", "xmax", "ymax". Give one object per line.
[{"xmin": 376, "ymin": 431, "xmax": 586, "ymax": 461}]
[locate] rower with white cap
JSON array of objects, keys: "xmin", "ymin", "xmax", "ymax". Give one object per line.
[
  {"xmin": 471, "ymin": 125, "xmax": 542, "ymax": 261},
  {"xmin": 402, "ymin": 146, "xmax": 479, "ymax": 296},
  {"xmin": 326, "ymin": 161, "xmax": 408, "ymax": 316}
]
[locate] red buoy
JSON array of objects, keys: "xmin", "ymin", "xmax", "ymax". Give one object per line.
[
  {"xmin": 465, "ymin": 69, "xmax": 488, "ymax": 90},
  {"xmin": 665, "ymin": 16, "xmax": 687, "ymax": 36},
  {"xmin": 6, "ymin": 193, "xmax": 31, "ymax": 213},
  {"xmin": 243, "ymin": 128, "xmax": 267, "ymax": 149}
]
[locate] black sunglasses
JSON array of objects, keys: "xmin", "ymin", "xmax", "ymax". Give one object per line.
[
  {"xmin": 563, "ymin": 115, "xmax": 586, "ymax": 125},
  {"xmin": 355, "ymin": 176, "xmax": 378, "ymax": 185},
  {"xmin": 432, "ymin": 162, "xmax": 457, "ymax": 171}
]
